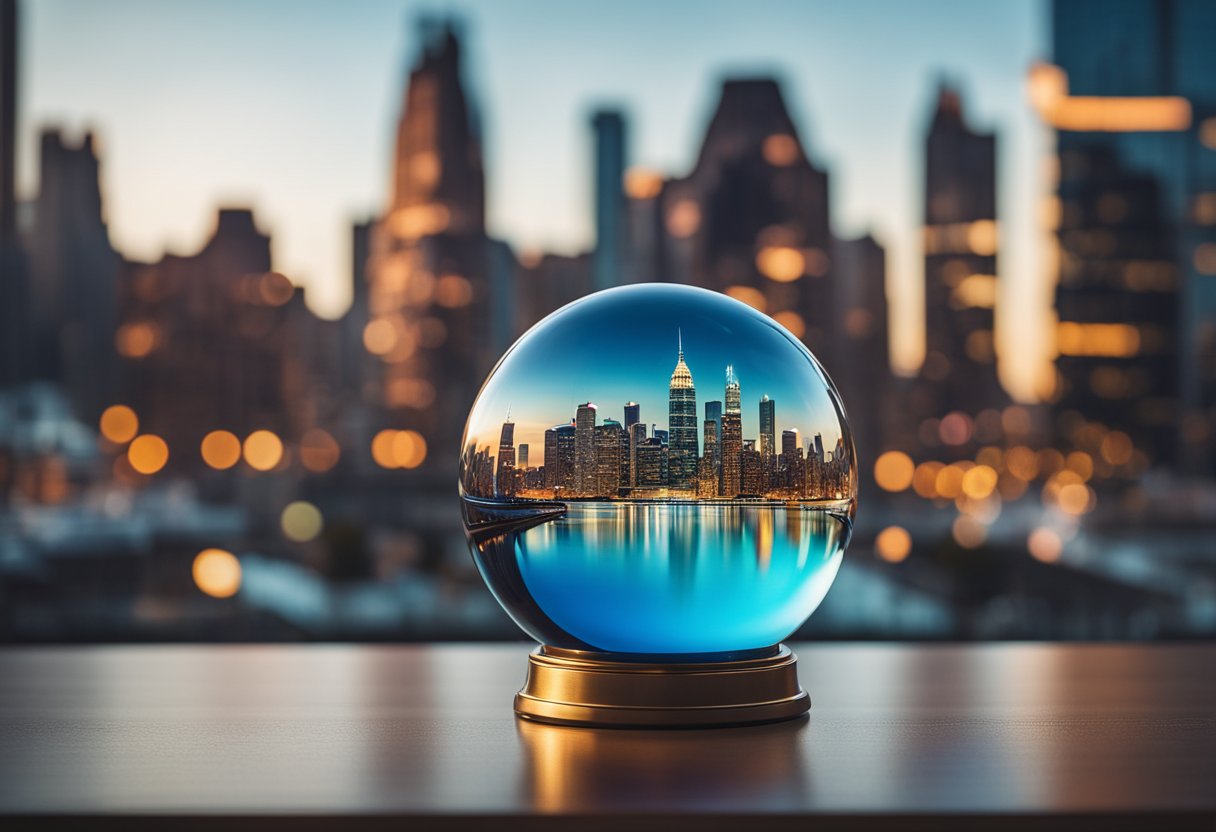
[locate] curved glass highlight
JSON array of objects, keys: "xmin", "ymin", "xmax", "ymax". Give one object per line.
[{"xmin": 460, "ymin": 284, "xmax": 856, "ymax": 657}]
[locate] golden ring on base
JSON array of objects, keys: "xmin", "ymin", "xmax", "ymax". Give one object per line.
[{"xmin": 514, "ymin": 643, "xmax": 810, "ymax": 728}]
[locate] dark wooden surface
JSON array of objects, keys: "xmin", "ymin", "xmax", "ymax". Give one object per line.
[{"xmin": 2, "ymin": 643, "xmax": 1215, "ymax": 830}]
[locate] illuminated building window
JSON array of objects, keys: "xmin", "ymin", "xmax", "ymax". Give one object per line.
[
  {"xmin": 1029, "ymin": 63, "xmax": 1191, "ymax": 132},
  {"xmin": 1056, "ymin": 322, "xmax": 1140, "ymax": 357},
  {"xmin": 762, "ymin": 134, "xmax": 800, "ymax": 166},
  {"xmin": 625, "ymin": 168, "xmax": 663, "ymax": 200},
  {"xmin": 755, "ymin": 246, "xmax": 804, "ymax": 282}
]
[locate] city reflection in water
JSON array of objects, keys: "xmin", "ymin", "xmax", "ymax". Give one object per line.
[
  {"xmin": 518, "ymin": 717, "xmax": 809, "ymax": 812},
  {"xmin": 468, "ymin": 501, "xmax": 849, "ymax": 655}
]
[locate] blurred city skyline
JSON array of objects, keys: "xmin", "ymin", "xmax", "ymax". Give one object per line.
[{"xmin": 14, "ymin": 0, "xmax": 1047, "ymax": 397}]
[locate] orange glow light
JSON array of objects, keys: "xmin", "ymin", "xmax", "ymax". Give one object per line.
[
  {"xmin": 874, "ymin": 451, "xmax": 915, "ymax": 493},
  {"xmin": 258, "ymin": 272, "xmax": 295, "ymax": 306},
  {"xmin": 115, "ymin": 322, "xmax": 159, "ymax": 358},
  {"xmin": 756, "ymin": 247, "xmax": 804, "ymax": 282},
  {"xmin": 299, "ymin": 428, "xmax": 340, "ymax": 473},
  {"xmin": 762, "ymin": 134, "xmax": 800, "ymax": 167},
  {"xmin": 1030, "ymin": 63, "xmax": 1191, "ymax": 132},
  {"xmin": 435, "ymin": 274, "xmax": 474, "ymax": 308},
  {"xmin": 875, "ymin": 526, "xmax": 912, "ymax": 563},
  {"xmin": 363, "ymin": 319, "xmax": 398, "ymax": 355},
  {"xmin": 1056, "ymin": 322, "xmax": 1141, "ymax": 357},
  {"xmin": 666, "ymin": 199, "xmax": 701, "ymax": 239},
  {"xmin": 624, "ymin": 168, "xmax": 664, "ymax": 200},
  {"xmin": 243, "ymin": 430, "xmax": 283, "ymax": 472},
  {"xmin": 200, "ymin": 430, "xmax": 242, "ymax": 470},
  {"xmin": 193, "ymin": 548, "xmax": 241, "ymax": 598},
  {"xmin": 1028, "ymin": 528, "xmax": 1063, "ymax": 563},
  {"xmin": 392, "ymin": 429, "xmax": 428, "ymax": 469},
  {"xmin": 128, "ymin": 434, "xmax": 169, "ymax": 475},
  {"xmin": 99, "ymin": 405, "xmax": 139, "ymax": 444}
]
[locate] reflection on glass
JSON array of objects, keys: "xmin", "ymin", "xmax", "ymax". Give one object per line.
[{"xmin": 460, "ymin": 284, "xmax": 856, "ymax": 656}]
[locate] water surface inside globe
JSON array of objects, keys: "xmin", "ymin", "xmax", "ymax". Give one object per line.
[{"xmin": 460, "ymin": 284, "xmax": 855, "ymax": 657}]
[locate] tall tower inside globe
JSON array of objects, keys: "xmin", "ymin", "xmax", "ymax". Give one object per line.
[
  {"xmin": 495, "ymin": 418, "xmax": 515, "ymax": 498},
  {"xmin": 720, "ymin": 365, "xmax": 743, "ymax": 497},
  {"xmin": 667, "ymin": 331, "xmax": 698, "ymax": 491}
]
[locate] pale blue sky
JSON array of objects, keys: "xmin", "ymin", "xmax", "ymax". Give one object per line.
[{"xmin": 16, "ymin": 0, "xmax": 1052, "ymax": 397}]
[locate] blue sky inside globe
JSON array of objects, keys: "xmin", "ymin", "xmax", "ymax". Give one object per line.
[{"xmin": 462, "ymin": 284, "xmax": 854, "ymax": 502}]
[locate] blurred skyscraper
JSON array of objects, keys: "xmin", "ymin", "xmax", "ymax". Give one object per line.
[
  {"xmin": 920, "ymin": 83, "xmax": 1002, "ymax": 421},
  {"xmin": 25, "ymin": 129, "xmax": 122, "ymax": 421},
  {"xmin": 364, "ymin": 18, "xmax": 511, "ymax": 473},
  {"xmin": 658, "ymin": 78, "xmax": 837, "ymax": 371},
  {"xmin": 0, "ymin": 0, "xmax": 25, "ymax": 390},
  {"xmin": 1047, "ymin": 0, "xmax": 1216, "ymax": 471},
  {"xmin": 833, "ymin": 233, "xmax": 893, "ymax": 493},
  {"xmin": 119, "ymin": 208, "xmax": 313, "ymax": 463},
  {"xmin": 592, "ymin": 109, "xmax": 627, "ymax": 291}
]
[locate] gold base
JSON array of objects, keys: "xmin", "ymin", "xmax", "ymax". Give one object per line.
[{"xmin": 514, "ymin": 644, "xmax": 810, "ymax": 728}]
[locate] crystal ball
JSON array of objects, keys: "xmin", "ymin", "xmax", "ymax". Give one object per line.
[{"xmin": 460, "ymin": 284, "xmax": 855, "ymax": 658}]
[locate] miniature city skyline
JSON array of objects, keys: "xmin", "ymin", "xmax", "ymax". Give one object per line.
[{"xmin": 462, "ymin": 339, "xmax": 852, "ymax": 501}]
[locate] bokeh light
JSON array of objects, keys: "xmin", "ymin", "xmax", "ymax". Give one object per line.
[
  {"xmin": 874, "ymin": 450, "xmax": 915, "ymax": 492},
  {"xmin": 192, "ymin": 548, "xmax": 242, "ymax": 598},
  {"xmin": 952, "ymin": 515, "xmax": 987, "ymax": 549},
  {"xmin": 281, "ymin": 501, "xmax": 324, "ymax": 542},
  {"xmin": 99, "ymin": 405, "xmax": 139, "ymax": 444},
  {"xmin": 127, "ymin": 434, "xmax": 169, "ymax": 475},
  {"xmin": 1028, "ymin": 528, "xmax": 1063, "ymax": 563},
  {"xmin": 875, "ymin": 526, "xmax": 912, "ymax": 563},
  {"xmin": 200, "ymin": 430, "xmax": 242, "ymax": 470},
  {"xmin": 299, "ymin": 428, "xmax": 341, "ymax": 473},
  {"xmin": 243, "ymin": 430, "xmax": 284, "ymax": 471}
]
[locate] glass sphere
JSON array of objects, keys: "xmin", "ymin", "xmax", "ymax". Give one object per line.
[{"xmin": 460, "ymin": 284, "xmax": 855, "ymax": 658}]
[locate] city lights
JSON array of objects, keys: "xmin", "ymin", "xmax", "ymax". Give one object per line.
[
  {"xmin": 192, "ymin": 548, "xmax": 242, "ymax": 598},
  {"xmin": 243, "ymin": 430, "xmax": 283, "ymax": 472},
  {"xmin": 281, "ymin": 501, "xmax": 323, "ymax": 542},
  {"xmin": 756, "ymin": 247, "xmax": 805, "ymax": 283},
  {"xmin": 372, "ymin": 429, "xmax": 427, "ymax": 469},
  {"xmin": 874, "ymin": 451, "xmax": 914, "ymax": 493},
  {"xmin": 127, "ymin": 434, "xmax": 169, "ymax": 475},
  {"xmin": 99, "ymin": 405, "xmax": 139, "ymax": 444},
  {"xmin": 952, "ymin": 515, "xmax": 987, "ymax": 549},
  {"xmin": 1027, "ymin": 527, "xmax": 1063, "ymax": 563},
  {"xmin": 1029, "ymin": 62, "xmax": 1192, "ymax": 132},
  {"xmin": 875, "ymin": 526, "xmax": 912, "ymax": 563},
  {"xmin": 299, "ymin": 429, "xmax": 341, "ymax": 473},
  {"xmin": 762, "ymin": 134, "xmax": 800, "ymax": 166},
  {"xmin": 200, "ymin": 430, "xmax": 242, "ymax": 470}
]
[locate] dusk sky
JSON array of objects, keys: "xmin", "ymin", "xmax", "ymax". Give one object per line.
[
  {"xmin": 464, "ymin": 286, "xmax": 848, "ymax": 463},
  {"xmin": 17, "ymin": 0, "xmax": 1050, "ymax": 399}
]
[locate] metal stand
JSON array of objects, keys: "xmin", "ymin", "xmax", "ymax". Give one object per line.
[{"xmin": 514, "ymin": 643, "xmax": 809, "ymax": 728}]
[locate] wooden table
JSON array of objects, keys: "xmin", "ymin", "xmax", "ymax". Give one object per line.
[{"xmin": 1, "ymin": 644, "xmax": 1214, "ymax": 829}]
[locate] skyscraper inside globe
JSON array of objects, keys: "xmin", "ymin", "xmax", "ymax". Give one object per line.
[
  {"xmin": 575, "ymin": 402, "xmax": 598, "ymax": 495},
  {"xmin": 667, "ymin": 334, "xmax": 698, "ymax": 490},
  {"xmin": 720, "ymin": 366, "xmax": 743, "ymax": 496}
]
